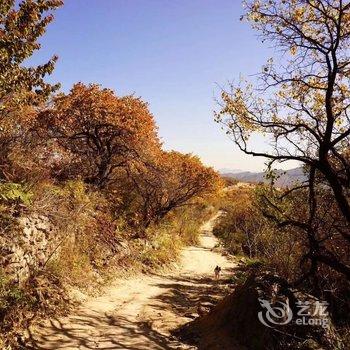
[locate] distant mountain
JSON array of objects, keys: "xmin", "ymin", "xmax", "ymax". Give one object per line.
[
  {"xmin": 218, "ymin": 168, "xmax": 244, "ymax": 174},
  {"xmin": 222, "ymin": 167, "xmax": 306, "ymax": 187}
]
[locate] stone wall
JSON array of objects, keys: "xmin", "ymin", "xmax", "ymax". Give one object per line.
[{"xmin": 0, "ymin": 214, "xmax": 59, "ymax": 284}]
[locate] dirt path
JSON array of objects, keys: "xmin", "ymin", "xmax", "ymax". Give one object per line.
[{"xmin": 28, "ymin": 213, "xmax": 236, "ymax": 350}]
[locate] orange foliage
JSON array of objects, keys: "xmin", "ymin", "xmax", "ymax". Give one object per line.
[
  {"xmin": 38, "ymin": 83, "xmax": 161, "ymax": 186},
  {"xmin": 128, "ymin": 151, "xmax": 223, "ymax": 228}
]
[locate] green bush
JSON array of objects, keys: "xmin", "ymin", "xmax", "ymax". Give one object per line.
[{"xmin": 0, "ymin": 182, "xmax": 32, "ymax": 205}]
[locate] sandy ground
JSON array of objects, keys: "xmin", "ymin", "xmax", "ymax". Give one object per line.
[{"xmin": 28, "ymin": 213, "xmax": 236, "ymax": 350}]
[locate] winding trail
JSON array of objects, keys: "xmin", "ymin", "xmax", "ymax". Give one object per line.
[{"xmin": 29, "ymin": 213, "xmax": 236, "ymax": 350}]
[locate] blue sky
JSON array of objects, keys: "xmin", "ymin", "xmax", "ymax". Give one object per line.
[{"xmin": 30, "ymin": 0, "xmax": 274, "ymax": 171}]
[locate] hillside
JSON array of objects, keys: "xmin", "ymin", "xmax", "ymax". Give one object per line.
[{"xmin": 221, "ymin": 167, "xmax": 306, "ymax": 187}]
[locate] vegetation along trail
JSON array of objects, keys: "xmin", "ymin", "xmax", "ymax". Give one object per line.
[{"xmin": 28, "ymin": 213, "xmax": 236, "ymax": 349}]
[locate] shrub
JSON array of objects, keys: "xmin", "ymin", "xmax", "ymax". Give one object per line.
[
  {"xmin": 0, "ymin": 269, "xmax": 68, "ymax": 348},
  {"xmin": 213, "ymin": 186, "xmax": 303, "ymax": 281}
]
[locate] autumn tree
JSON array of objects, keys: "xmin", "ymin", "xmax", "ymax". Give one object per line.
[
  {"xmin": 128, "ymin": 151, "xmax": 223, "ymax": 228},
  {"xmin": 38, "ymin": 83, "xmax": 161, "ymax": 187},
  {"xmin": 0, "ymin": 0, "xmax": 62, "ymax": 179},
  {"xmin": 216, "ymin": 1, "xmax": 350, "ymax": 281},
  {"xmin": 213, "ymin": 189, "xmax": 266, "ymax": 258}
]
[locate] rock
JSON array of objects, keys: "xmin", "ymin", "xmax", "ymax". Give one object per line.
[
  {"xmin": 1, "ymin": 213, "xmax": 60, "ymax": 284},
  {"xmin": 176, "ymin": 273, "xmax": 341, "ymax": 350}
]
